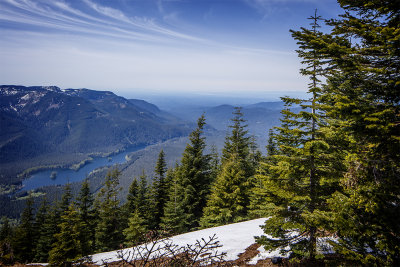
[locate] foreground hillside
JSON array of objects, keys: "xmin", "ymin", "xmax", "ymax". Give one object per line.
[{"xmin": 91, "ymin": 218, "xmax": 271, "ymax": 265}]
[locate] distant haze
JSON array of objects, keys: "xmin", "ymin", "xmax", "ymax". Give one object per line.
[{"xmin": 122, "ymin": 90, "xmax": 308, "ymax": 110}]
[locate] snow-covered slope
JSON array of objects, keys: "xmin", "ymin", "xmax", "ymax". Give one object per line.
[{"xmin": 92, "ymin": 218, "xmax": 277, "ymax": 265}]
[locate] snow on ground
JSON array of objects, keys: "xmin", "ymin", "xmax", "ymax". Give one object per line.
[{"xmin": 91, "ymin": 218, "xmax": 273, "ymax": 265}]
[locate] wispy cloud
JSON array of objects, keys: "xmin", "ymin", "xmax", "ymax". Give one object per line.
[{"xmin": 0, "ymin": 0, "xmax": 203, "ymax": 44}]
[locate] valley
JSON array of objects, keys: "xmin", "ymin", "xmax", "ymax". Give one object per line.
[{"xmin": 0, "ymin": 85, "xmax": 285, "ymax": 219}]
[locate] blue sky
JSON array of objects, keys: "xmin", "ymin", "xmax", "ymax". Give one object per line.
[{"xmin": 0, "ymin": 0, "xmax": 342, "ymax": 97}]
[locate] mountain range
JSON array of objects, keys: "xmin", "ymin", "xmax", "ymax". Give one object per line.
[
  {"xmin": 0, "ymin": 85, "xmax": 191, "ymax": 184},
  {"xmin": 0, "ymin": 85, "xmax": 289, "ymax": 187}
]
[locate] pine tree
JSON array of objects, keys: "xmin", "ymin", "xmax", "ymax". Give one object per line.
[
  {"xmin": 161, "ymin": 115, "xmax": 211, "ymax": 232},
  {"xmin": 34, "ymin": 205, "xmax": 59, "ymax": 262},
  {"xmin": 317, "ymin": 1, "xmax": 400, "ymax": 265},
  {"xmin": 209, "ymin": 145, "xmax": 220, "ymax": 182},
  {"xmin": 149, "ymin": 149, "xmax": 168, "ymax": 229},
  {"xmin": 13, "ymin": 196, "xmax": 35, "ymax": 263},
  {"xmin": 76, "ymin": 179, "xmax": 95, "ymax": 256},
  {"xmin": 32, "ymin": 197, "xmax": 49, "ymax": 262},
  {"xmin": 123, "ymin": 209, "xmax": 147, "ymax": 246},
  {"xmin": 134, "ymin": 170, "xmax": 154, "ymax": 228},
  {"xmin": 255, "ymin": 11, "xmax": 345, "ymax": 260},
  {"xmin": 59, "ymin": 183, "xmax": 72, "ymax": 213},
  {"xmin": 201, "ymin": 154, "xmax": 250, "ymax": 227},
  {"xmin": 161, "ymin": 167, "xmax": 186, "ymax": 234},
  {"xmin": 48, "ymin": 203, "xmax": 83, "ymax": 266},
  {"xmin": 266, "ymin": 129, "xmax": 277, "ymax": 157},
  {"xmin": 126, "ymin": 178, "xmax": 139, "ymax": 214},
  {"xmin": 201, "ymin": 108, "xmax": 256, "ymax": 227},
  {"xmin": 248, "ymin": 129, "xmax": 278, "ymax": 219},
  {"xmin": 33, "ymin": 197, "xmax": 48, "ymax": 240},
  {"xmin": 95, "ymin": 168, "xmax": 124, "ymax": 252},
  {"xmin": 0, "ymin": 216, "xmax": 14, "ymax": 265}
]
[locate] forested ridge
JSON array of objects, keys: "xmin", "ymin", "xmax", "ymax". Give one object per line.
[{"xmin": 0, "ymin": 0, "xmax": 398, "ymax": 266}]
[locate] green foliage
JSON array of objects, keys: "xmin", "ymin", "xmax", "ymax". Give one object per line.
[
  {"xmin": 201, "ymin": 154, "xmax": 251, "ymax": 227},
  {"xmin": 254, "ymin": 11, "xmax": 345, "ymax": 260},
  {"xmin": 162, "ymin": 115, "xmax": 212, "ymax": 232},
  {"xmin": 12, "ymin": 196, "xmax": 35, "ymax": 263},
  {"xmin": 32, "ymin": 198, "xmax": 49, "ymax": 261},
  {"xmin": 149, "ymin": 150, "xmax": 168, "ymax": 229},
  {"xmin": 161, "ymin": 167, "xmax": 187, "ymax": 234},
  {"xmin": 319, "ymin": 1, "xmax": 400, "ymax": 265},
  {"xmin": 34, "ymin": 205, "xmax": 59, "ymax": 262},
  {"xmin": 95, "ymin": 169, "xmax": 124, "ymax": 252},
  {"xmin": 76, "ymin": 179, "xmax": 96, "ymax": 256},
  {"xmin": 123, "ymin": 209, "xmax": 147, "ymax": 246},
  {"xmin": 201, "ymin": 108, "xmax": 257, "ymax": 227},
  {"xmin": 126, "ymin": 178, "xmax": 140, "ymax": 214},
  {"xmin": 48, "ymin": 204, "xmax": 83, "ymax": 266},
  {"xmin": 0, "ymin": 217, "xmax": 14, "ymax": 265}
]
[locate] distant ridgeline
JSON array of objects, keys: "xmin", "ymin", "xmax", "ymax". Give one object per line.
[{"xmin": 0, "ymin": 85, "xmax": 191, "ymax": 184}]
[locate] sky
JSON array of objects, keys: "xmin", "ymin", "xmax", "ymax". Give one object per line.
[{"xmin": 0, "ymin": 0, "xmax": 343, "ymax": 98}]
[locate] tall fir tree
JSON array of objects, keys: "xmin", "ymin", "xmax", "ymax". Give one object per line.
[
  {"xmin": 34, "ymin": 205, "xmax": 60, "ymax": 263},
  {"xmin": 95, "ymin": 168, "xmax": 124, "ymax": 252},
  {"xmin": 161, "ymin": 115, "xmax": 211, "ymax": 232},
  {"xmin": 317, "ymin": 1, "xmax": 400, "ymax": 265},
  {"xmin": 13, "ymin": 196, "xmax": 36, "ymax": 263},
  {"xmin": 161, "ymin": 166, "xmax": 186, "ymax": 234},
  {"xmin": 32, "ymin": 197, "xmax": 49, "ymax": 262},
  {"xmin": 0, "ymin": 216, "xmax": 14, "ymax": 265},
  {"xmin": 123, "ymin": 209, "xmax": 147, "ymax": 246},
  {"xmin": 48, "ymin": 204, "xmax": 83, "ymax": 266},
  {"xmin": 149, "ymin": 149, "xmax": 168, "ymax": 229},
  {"xmin": 125, "ymin": 178, "xmax": 139, "ymax": 215},
  {"xmin": 254, "ymin": 11, "xmax": 345, "ymax": 260},
  {"xmin": 76, "ymin": 179, "xmax": 96, "ymax": 256},
  {"xmin": 201, "ymin": 107, "xmax": 256, "ymax": 227}
]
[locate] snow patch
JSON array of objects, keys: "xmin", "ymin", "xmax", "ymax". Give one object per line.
[
  {"xmin": 21, "ymin": 93, "xmax": 31, "ymax": 100},
  {"xmin": 91, "ymin": 218, "xmax": 268, "ymax": 265}
]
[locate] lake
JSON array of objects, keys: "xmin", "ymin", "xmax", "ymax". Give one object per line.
[{"xmin": 21, "ymin": 145, "xmax": 145, "ymax": 191}]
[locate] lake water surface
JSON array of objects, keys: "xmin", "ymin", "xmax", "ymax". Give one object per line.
[{"xmin": 21, "ymin": 145, "xmax": 145, "ymax": 191}]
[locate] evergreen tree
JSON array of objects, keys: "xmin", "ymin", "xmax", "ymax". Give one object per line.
[
  {"xmin": 134, "ymin": 170, "xmax": 154, "ymax": 228},
  {"xmin": 59, "ymin": 183, "xmax": 72, "ymax": 213},
  {"xmin": 95, "ymin": 168, "xmax": 124, "ymax": 252},
  {"xmin": 126, "ymin": 178, "xmax": 139, "ymax": 214},
  {"xmin": 0, "ymin": 217, "xmax": 12, "ymax": 242},
  {"xmin": 149, "ymin": 149, "xmax": 168, "ymax": 229},
  {"xmin": 161, "ymin": 167, "xmax": 186, "ymax": 234},
  {"xmin": 48, "ymin": 203, "xmax": 83, "ymax": 266},
  {"xmin": 123, "ymin": 209, "xmax": 147, "ymax": 246},
  {"xmin": 255, "ymin": 11, "xmax": 344, "ymax": 260},
  {"xmin": 13, "ymin": 196, "xmax": 35, "ymax": 263},
  {"xmin": 161, "ymin": 115, "xmax": 211, "ymax": 232},
  {"xmin": 209, "ymin": 145, "xmax": 220, "ymax": 182},
  {"xmin": 317, "ymin": 1, "xmax": 400, "ymax": 265},
  {"xmin": 0, "ymin": 217, "xmax": 14, "ymax": 265},
  {"xmin": 32, "ymin": 197, "xmax": 49, "ymax": 261},
  {"xmin": 201, "ymin": 108, "xmax": 256, "ymax": 227},
  {"xmin": 34, "ymin": 205, "xmax": 59, "ymax": 262},
  {"xmin": 266, "ymin": 129, "xmax": 277, "ymax": 157},
  {"xmin": 201, "ymin": 154, "xmax": 251, "ymax": 227},
  {"xmin": 76, "ymin": 179, "xmax": 95, "ymax": 256}
]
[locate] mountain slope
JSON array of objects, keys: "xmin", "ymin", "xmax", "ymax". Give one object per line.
[
  {"xmin": 0, "ymin": 85, "xmax": 190, "ymax": 184},
  {"xmin": 91, "ymin": 218, "xmax": 271, "ymax": 265}
]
